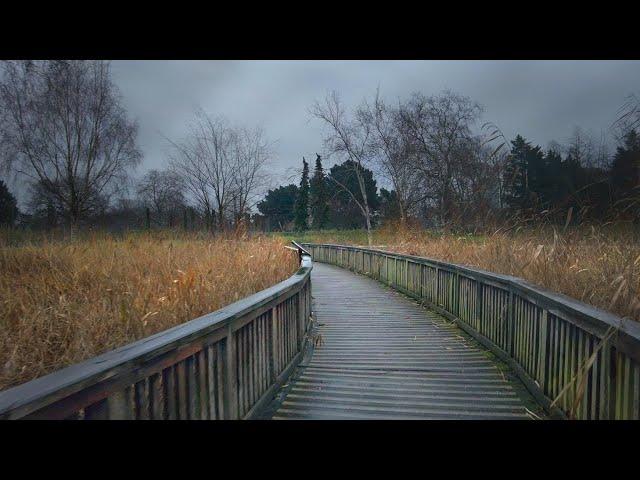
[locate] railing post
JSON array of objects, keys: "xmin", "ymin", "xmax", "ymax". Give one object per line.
[
  {"xmin": 600, "ymin": 341, "xmax": 613, "ymax": 419},
  {"xmin": 405, "ymin": 258, "xmax": 409, "ymax": 290},
  {"xmin": 297, "ymin": 289, "xmax": 305, "ymax": 350},
  {"xmin": 394, "ymin": 257, "xmax": 398, "ymax": 288},
  {"xmin": 107, "ymin": 389, "xmax": 134, "ymax": 420},
  {"xmin": 507, "ymin": 290, "xmax": 515, "ymax": 357},
  {"xmin": 385, "ymin": 255, "xmax": 389, "ymax": 283},
  {"xmin": 224, "ymin": 327, "xmax": 238, "ymax": 420},
  {"xmin": 435, "ymin": 266, "xmax": 440, "ymax": 307},
  {"xmin": 454, "ymin": 272, "xmax": 460, "ymax": 317},
  {"xmin": 475, "ymin": 280, "xmax": 483, "ymax": 331},
  {"xmin": 270, "ymin": 306, "xmax": 278, "ymax": 383},
  {"xmin": 537, "ymin": 309, "xmax": 549, "ymax": 393}
]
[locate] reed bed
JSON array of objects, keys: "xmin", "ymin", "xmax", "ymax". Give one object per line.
[
  {"xmin": 293, "ymin": 223, "xmax": 640, "ymax": 322},
  {"xmin": 0, "ymin": 231, "xmax": 298, "ymax": 390}
]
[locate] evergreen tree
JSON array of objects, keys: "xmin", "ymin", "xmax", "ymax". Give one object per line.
[
  {"xmin": 379, "ymin": 188, "xmax": 400, "ymax": 223},
  {"xmin": 539, "ymin": 148, "xmax": 564, "ymax": 208},
  {"xmin": 257, "ymin": 184, "xmax": 299, "ymax": 229},
  {"xmin": 611, "ymin": 130, "xmax": 640, "ymax": 200},
  {"xmin": 0, "ymin": 180, "xmax": 19, "ymax": 226},
  {"xmin": 610, "ymin": 130, "xmax": 640, "ymax": 219},
  {"xmin": 503, "ymin": 135, "xmax": 527, "ymax": 210},
  {"xmin": 326, "ymin": 160, "xmax": 380, "ymax": 229},
  {"xmin": 309, "ymin": 154, "xmax": 329, "ymax": 229},
  {"xmin": 293, "ymin": 157, "xmax": 310, "ymax": 230},
  {"xmin": 502, "ymin": 135, "xmax": 545, "ymax": 212}
]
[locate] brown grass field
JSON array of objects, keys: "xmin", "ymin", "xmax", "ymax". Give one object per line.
[
  {"xmin": 0, "ymin": 231, "xmax": 298, "ymax": 390},
  {"xmin": 290, "ymin": 222, "xmax": 640, "ymax": 323},
  {"xmin": 2, "ymin": 222, "xmax": 638, "ymax": 391}
]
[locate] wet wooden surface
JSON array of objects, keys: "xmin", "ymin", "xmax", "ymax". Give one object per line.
[{"xmin": 267, "ymin": 263, "xmax": 543, "ymax": 420}]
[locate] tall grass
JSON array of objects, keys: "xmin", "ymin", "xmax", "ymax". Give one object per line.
[
  {"xmin": 0, "ymin": 231, "xmax": 298, "ymax": 390},
  {"xmin": 288, "ymin": 222, "xmax": 640, "ymax": 322}
]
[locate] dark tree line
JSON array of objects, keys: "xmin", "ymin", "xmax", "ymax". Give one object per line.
[
  {"xmin": 257, "ymin": 155, "xmax": 384, "ymax": 232},
  {"xmin": 259, "ymin": 90, "xmax": 640, "ymax": 235},
  {"xmin": 2, "ymin": 62, "xmax": 638, "ymax": 235},
  {"xmin": 502, "ymin": 130, "xmax": 640, "ymax": 223}
]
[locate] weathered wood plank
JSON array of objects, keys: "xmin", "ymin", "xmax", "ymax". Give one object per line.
[
  {"xmin": 305, "ymin": 243, "xmax": 640, "ymax": 420},
  {"xmin": 269, "ymin": 262, "xmax": 544, "ymax": 420}
]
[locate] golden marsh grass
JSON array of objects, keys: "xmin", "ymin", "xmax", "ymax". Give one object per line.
[
  {"xmin": 0, "ymin": 231, "xmax": 298, "ymax": 390},
  {"xmin": 294, "ymin": 223, "xmax": 640, "ymax": 322}
]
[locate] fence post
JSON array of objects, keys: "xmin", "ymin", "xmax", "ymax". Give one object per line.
[
  {"xmin": 537, "ymin": 309, "xmax": 549, "ymax": 393},
  {"xmin": 297, "ymin": 291, "xmax": 304, "ymax": 350},
  {"xmin": 270, "ymin": 306, "xmax": 279, "ymax": 383},
  {"xmin": 224, "ymin": 328, "xmax": 238, "ymax": 419},
  {"xmin": 475, "ymin": 280, "xmax": 483, "ymax": 331},
  {"xmin": 454, "ymin": 272, "xmax": 460, "ymax": 317},
  {"xmin": 435, "ymin": 266, "xmax": 440, "ymax": 307},
  {"xmin": 507, "ymin": 290, "xmax": 515, "ymax": 357}
]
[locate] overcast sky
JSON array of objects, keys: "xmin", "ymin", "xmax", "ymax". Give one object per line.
[
  {"xmin": 8, "ymin": 60, "xmax": 639, "ymax": 205},
  {"xmin": 109, "ymin": 60, "xmax": 640, "ymax": 189}
]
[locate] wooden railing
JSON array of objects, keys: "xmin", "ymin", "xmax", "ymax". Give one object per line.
[
  {"xmin": 0, "ymin": 246, "xmax": 312, "ymax": 420},
  {"xmin": 303, "ymin": 243, "xmax": 640, "ymax": 420}
]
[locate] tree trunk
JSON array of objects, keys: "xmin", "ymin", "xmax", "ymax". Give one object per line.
[
  {"xmin": 354, "ymin": 164, "xmax": 373, "ymax": 247},
  {"xmin": 364, "ymin": 209, "xmax": 373, "ymax": 246}
]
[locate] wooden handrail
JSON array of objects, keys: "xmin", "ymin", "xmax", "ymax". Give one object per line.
[
  {"xmin": 302, "ymin": 242, "xmax": 640, "ymax": 420},
  {"xmin": 0, "ymin": 245, "xmax": 313, "ymax": 420}
]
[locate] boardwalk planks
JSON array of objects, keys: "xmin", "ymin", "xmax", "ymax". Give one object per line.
[{"xmin": 302, "ymin": 243, "xmax": 640, "ymax": 420}]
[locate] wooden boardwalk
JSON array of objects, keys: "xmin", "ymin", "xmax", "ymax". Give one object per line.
[{"xmin": 264, "ymin": 263, "xmax": 543, "ymax": 420}]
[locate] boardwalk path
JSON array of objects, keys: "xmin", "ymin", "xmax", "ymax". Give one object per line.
[{"xmin": 263, "ymin": 262, "xmax": 543, "ymax": 420}]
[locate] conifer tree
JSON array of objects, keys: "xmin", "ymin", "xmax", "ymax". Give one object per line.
[
  {"xmin": 610, "ymin": 130, "xmax": 640, "ymax": 219},
  {"xmin": 309, "ymin": 154, "xmax": 329, "ymax": 229},
  {"xmin": 502, "ymin": 135, "xmax": 544, "ymax": 212},
  {"xmin": 611, "ymin": 130, "xmax": 640, "ymax": 200},
  {"xmin": 293, "ymin": 157, "xmax": 310, "ymax": 230},
  {"xmin": 0, "ymin": 180, "xmax": 19, "ymax": 226}
]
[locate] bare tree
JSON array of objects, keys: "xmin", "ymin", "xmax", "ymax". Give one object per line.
[
  {"xmin": 397, "ymin": 90, "xmax": 483, "ymax": 226},
  {"xmin": 565, "ymin": 126, "xmax": 597, "ymax": 167},
  {"xmin": 137, "ymin": 169, "xmax": 186, "ymax": 227},
  {"xmin": 168, "ymin": 110, "xmax": 235, "ymax": 231},
  {"xmin": 614, "ymin": 93, "xmax": 640, "ymax": 139},
  {"xmin": 228, "ymin": 126, "xmax": 272, "ymax": 227},
  {"xmin": 167, "ymin": 136, "xmax": 215, "ymax": 230},
  {"xmin": 359, "ymin": 90, "xmax": 423, "ymax": 224},
  {"xmin": 310, "ymin": 91, "xmax": 375, "ymax": 245},
  {"xmin": 0, "ymin": 60, "xmax": 141, "ymax": 227},
  {"xmin": 169, "ymin": 109, "xmax": 272, "ymax": 232}
]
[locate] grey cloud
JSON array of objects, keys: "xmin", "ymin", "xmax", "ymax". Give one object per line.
[{"xmin": 110, "ymin": 60, "xmax": 640, "ymax": 186}]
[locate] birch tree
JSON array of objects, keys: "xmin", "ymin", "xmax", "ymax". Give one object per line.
[{"xmin": 310, "ymin": 91, "xmax": 375, "ymax": 245}]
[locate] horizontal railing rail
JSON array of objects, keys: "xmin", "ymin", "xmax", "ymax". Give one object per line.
[
  {"xmin": 302, "ymin": 243, "xmax": 640, "ymax": 420},
  {"xmin": 0, "ymin": 244, "xmax": 312, "ymax": 420}
]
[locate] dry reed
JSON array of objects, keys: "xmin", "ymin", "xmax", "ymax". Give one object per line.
[
  {"xmin": 0, "ymin": 231, "xmax": 298, "ymax": 390},
  {"xmin": 297, "ymin": 222, "xmax": 640, "ymax": 322}
]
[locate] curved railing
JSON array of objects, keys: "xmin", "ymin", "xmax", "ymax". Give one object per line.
[
  {"xmin": 0, "ymin": 246, "xmax": 312, "ymax": 420},
  {"xmin": 302, "ymin": 243, "xmax": 640, "ymax": 420}
]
